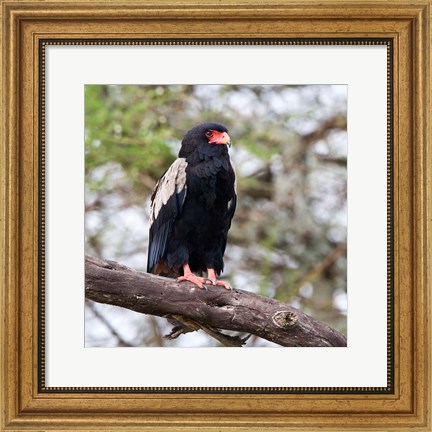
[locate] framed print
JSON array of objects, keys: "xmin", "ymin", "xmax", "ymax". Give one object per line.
[{"xmin": 1, "ymin": 0, "xmax": 431, "ymax": 431}]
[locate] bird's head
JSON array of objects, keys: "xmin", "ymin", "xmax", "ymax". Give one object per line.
[{"xmin": 179, "ymin": 122, "xmax": 231, "ymax": 157}]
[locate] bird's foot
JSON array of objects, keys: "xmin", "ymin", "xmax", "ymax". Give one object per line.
[
  {"xmin": 177, "ymin": 273, "xmax": 207, "ymax": 290},
  {"xmin": 217, "ymin": 279, "xmax": 233, "ymax": 290},
  {"xmin": 204, "ymin": 278, "xmax": 232, "ymax": 290},
  {"xmin": 178, "ymin": 264, "xmax": 207, "ymax": 289},
  {"xmin": 205, "ymin": 268, "xmax": 233, "ymax": 290}
]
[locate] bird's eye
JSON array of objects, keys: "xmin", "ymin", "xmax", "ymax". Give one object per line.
[{"xmin": 205, "ymin": 131, "xmax": 213, "ymax": 138}]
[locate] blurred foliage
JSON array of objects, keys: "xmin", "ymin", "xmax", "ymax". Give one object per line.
[{"xmin": 85, "ymin": 84, "xmax": 347, "ymax": 347}]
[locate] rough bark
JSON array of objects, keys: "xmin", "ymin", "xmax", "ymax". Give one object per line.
[{"xmin": 85, "ymin": 256, "xmax": 347, "ymax": 347}]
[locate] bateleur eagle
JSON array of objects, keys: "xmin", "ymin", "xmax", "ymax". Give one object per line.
[{"xmin": 147, "ymin": 122, "xmax": 236, "ymax": 290}]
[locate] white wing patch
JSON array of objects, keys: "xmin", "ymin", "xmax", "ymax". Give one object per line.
[{"xmin": 150, "ymin": 158, "xmax": 188, "ymax": 223}]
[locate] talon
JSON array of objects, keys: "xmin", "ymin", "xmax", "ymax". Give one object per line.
[
  {"xmin": 206, "ymin": 268, "xmax": 233, "ymax": 290},
  {"xmin": 204, "ymin": 278, "xmax": 217, "ymax": 286},
  {"xmin": 215, "ymin": 280, "xmax": 232, "ymax": 290},
  {"xmin": 178, "ymin": 264, "xmax": 206, "ymax": 289},
  {"xmin": 177, "ymin": 274, "xmax": 204, "ymax": 289}
]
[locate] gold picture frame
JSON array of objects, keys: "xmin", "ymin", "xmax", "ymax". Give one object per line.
[{"xmin": 1, "ymin": 1, "xmax": 431, "ymax": 430}]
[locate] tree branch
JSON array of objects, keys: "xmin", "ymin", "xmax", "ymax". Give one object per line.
[{"xmin": 85, "ymin": 256, "xmax": 347, "ymax": 347}]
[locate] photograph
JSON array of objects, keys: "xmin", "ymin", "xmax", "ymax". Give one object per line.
[
  {"xmin": 84, "ymin": 84, "xmax": 348, "ymax": 347},
  {"xmin": 2, "ymin": 0, "xmax": 430, "ymax": 428}
]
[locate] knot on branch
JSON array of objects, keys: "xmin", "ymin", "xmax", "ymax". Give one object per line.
[{"xmin": 272, "ymin": 310, "xmax": 298, "ymax": 329}]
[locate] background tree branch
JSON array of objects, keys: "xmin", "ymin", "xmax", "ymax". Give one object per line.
[{"xmin": 85, "ymin": 256, "xmax": 347, "ymax": 347}]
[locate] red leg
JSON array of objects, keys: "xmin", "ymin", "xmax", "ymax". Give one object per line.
[
  {"xmin": 177, "ymin": 264, "xmax": 206, "ymax": 289},
  {"xmin": 205, "ymin": 268, "xmax": 232, "ymax": 290}
]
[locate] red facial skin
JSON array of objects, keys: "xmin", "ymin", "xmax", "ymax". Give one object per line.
[{"xmin": 206, "ymin": 130, "xmax": 231, "ymax": 145}]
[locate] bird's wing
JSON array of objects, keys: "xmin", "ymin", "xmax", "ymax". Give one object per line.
[
  {"xmin": 220, "ymin": 176, "xmax": 237, "ymax": 256},
  {"xmin": 147, "ymin": 158, "xmax": 188, "ymax": 273}
]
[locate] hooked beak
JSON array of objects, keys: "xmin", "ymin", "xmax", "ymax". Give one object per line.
[{"xmin": 209, "ymin": 131, "xmax": 231, "ymax": 147}]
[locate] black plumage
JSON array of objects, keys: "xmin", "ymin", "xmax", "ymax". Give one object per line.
[{"xmin": 147, "ymin": 122, "xmax": 236, "ymax": 289}]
